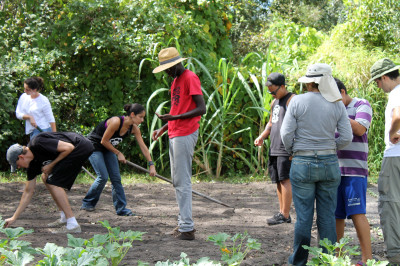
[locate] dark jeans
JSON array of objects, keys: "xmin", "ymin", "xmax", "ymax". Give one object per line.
[
  {"xmin": 288, "ymin": 154, "xmax": 341, "ymax": 266},
  {"xmin": 81, "ymin": 150, "xmax": 132, "ymax": 215}
]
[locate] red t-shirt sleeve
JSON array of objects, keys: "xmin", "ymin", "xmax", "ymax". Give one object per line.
[{"xmin": 187, "ymin": 74, "xmax": 202, "ymax": 95}]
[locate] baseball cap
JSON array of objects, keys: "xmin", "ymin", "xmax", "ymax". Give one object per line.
[
  {"xmin": 266, "ymin": 72, "xmax": 286, "ymax": 86},
  {"xmin": 6, "ymin": 144, "xmax": 23, "ymax": 172}
]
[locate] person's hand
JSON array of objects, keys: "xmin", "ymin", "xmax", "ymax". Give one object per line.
[
  {"xmin": 4, "ymin": 217, "xmax": 16, "ymax": 228},
  {"xmin": 41, "ymin": 164, "xmax": 54, "ymax": 175},
  {"xmin": 390, "ymin": 132, "xmax": 400, "ymax": 144},
  {"xmin": 117, "ymin": 152, "xmax": 126, "ymax": 164},
  {"xmin": 254, "ymin": 136, "xmax": 264, "ymax": 146},
  {"xmin": 155, "ymin": 112, "xmax": 176, "ymax": 123},
  {"xmin": 149, "ymin": 165, "xmax": 156, "ymax": 176},
  {"xmin": 29, "ymin": 116, "xmax": 37, "ymax": 128},
  {"xmin": 152, "ymin": 129, "xmax": 163, "ymax": 141}
]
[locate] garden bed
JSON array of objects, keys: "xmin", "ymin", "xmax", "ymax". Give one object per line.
[{"xmin": 0, "ymin": 181, "xmax": 385, "ymax": 265}]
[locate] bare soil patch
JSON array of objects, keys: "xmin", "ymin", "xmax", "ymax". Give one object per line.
[{"xmin": 0, "ymin": 181, "xmax": 385, "ymax": 265}]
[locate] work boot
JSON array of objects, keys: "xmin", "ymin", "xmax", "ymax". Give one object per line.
[
  {"xmin": 174, "ymin": 229, "xmax": 196, "ymax": 241},
  {"xmin": 51, "ymin": 225, "xmax": 81, "ymax": 234},
  {"xmin": 47, "ymin": 219, "xmax": 66, "ymax": 228},
  {"xmin": 267, "ymin": 213, "xmax": 291, "ymax": 226}
]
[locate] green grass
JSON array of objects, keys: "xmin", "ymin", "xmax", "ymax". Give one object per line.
[
  {"xmin": 1, "ymin": 171, "xmax": 376, "ymax": 185},
  {"xmin": 0, "ymin": 170, "xmax": 269, "ymax": 185}
]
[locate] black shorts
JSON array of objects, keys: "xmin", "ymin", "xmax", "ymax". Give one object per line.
[
  {"xmin": 268, "ymin": 156, "xmax": 291, "ymax": 183},
  {"xmin": 46, "ymin": 137, "xmax": 94, "ymax": 190}
]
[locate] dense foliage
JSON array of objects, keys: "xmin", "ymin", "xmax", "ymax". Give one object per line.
[{"xmin": 0, "ymin": 0, "xmax": 399, "ymax": 178}]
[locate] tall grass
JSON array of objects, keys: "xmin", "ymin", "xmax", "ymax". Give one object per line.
[{"xmin": 144, "ymin": 51, "xmax": 276, "ymax": 178}]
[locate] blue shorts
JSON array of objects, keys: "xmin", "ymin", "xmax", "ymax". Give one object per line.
[{"xmin": 335, "ymin": 176, "xmax": 367, "ymax": 219}]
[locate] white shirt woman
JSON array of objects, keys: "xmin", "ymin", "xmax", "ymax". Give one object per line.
[{"xmin": 15, "ymin": 77, "xmax": 56, "ymax": 139}]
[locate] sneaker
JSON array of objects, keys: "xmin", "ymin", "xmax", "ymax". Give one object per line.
[
  {"xmin": 47, "ymin": 219, "xmax": 67, "ymax": 228},
  {"xmin": 267, "ymin": 213, "xmax": 291, "ymax": 225},
  {"xmin": 174, "ymin": 229, "xmax": 196, "ymax": 241},
  {"xmin": 51, "ymin": 225, "xmax": 81, "ymax": 234},
  {"xmin": 80, "ymin": 206, "xmax": 95, "ymax": 212},
  {"xmin": 117, "ymin": 212, "xmax": 135, "ymax": 216}
]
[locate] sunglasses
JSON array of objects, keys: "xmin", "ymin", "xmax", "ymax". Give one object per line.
[{"xmin": 268, "ymin": 86, "xmax": 281, "ymax": 95}]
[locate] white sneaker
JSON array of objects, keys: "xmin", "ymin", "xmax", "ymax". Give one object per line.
[
  {"xmin": 51, "ymin": 225, "xmax": 81, "ymax": 234},
  {"xmin": 47, "ymin": 219, "xmax": 67, "ymax": 228}
]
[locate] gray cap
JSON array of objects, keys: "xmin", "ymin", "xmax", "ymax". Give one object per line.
[{"xmin": 6, "ymin": 144, "xmax": 23, "ymax": 172}]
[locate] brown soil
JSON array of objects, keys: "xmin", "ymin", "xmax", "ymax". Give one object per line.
[{"xmin": 0, "ymin": 181, "xmax": 385, "ymax": 265}]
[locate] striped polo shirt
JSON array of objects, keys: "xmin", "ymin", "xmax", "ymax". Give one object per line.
[{"xmin": 337, "ymin": 97, "xmax": 372, "ymax": 177}]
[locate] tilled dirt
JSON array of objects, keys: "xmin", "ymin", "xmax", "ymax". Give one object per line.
[{"xmin": 0, "ymin": 181, "xmax": 386, "ymax": 265}]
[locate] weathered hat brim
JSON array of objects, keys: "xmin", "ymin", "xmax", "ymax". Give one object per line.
[
  {"xmin": 10, "ymin": 162, "xmax": 17, "ymax": 173},
  {"xmin": 298, "ymin": 76, "xmax": 319, "ymax": 83},
  {"xmin": 368, "ymin": 65, "xmax": 400, "ymax": 84},
  {"xmin": 152, "ymin": 58, "xmax": 187, "ymax": 73}
]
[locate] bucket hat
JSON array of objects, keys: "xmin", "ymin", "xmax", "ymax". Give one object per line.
[
  {"xmin": 7, "ymin": 144, "xmax": 23, "ymax": 172},
  {"xmin": 369, "ymin": 58, "xmax": 400, "ymax": 83},
  {"xmin": 298, "ymin": 63, "xmax": 341, "ymax": 102},
  {"xmin": 152, "ymin": 47, "xmax": 187, "ymax": 73}
]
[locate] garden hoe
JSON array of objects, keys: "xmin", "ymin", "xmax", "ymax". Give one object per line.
[{"xmin": 125, "ymin": 160, "xmax": 235, "ymax": 211}]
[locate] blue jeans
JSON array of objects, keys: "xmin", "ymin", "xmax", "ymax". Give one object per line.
[
  {"xmin": 288, "ymin": 154, "xmax": 341, "ymax": 266},
  {"xmin": 81, "ymin": 150, "xmax": 132, "ymax": 216},
  {"xmin": 30, "ymin": 127, "xmax": 51, "ymax": 140}
]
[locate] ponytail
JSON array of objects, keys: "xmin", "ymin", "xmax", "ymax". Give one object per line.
[{"xmin": 124, "ymin": 103, "xmax": 145, "ymax": 116}]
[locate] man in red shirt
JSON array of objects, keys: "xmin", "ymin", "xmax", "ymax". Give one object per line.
[{"xmin": 152, "ymin": 47, "xmax": 206, "ymax": 240}]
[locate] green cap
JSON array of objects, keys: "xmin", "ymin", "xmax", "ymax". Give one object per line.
[{"xmin": 369, "ymin": 58, "xmax": 400, "ymax": 83}]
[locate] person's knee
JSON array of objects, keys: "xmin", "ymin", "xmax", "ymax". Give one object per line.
[
  {"xmin": 280, "ymin": 178, "xmax": 291, "ymax": 187},
  {"xmin": 41, "ymin": 173, "xmax": 48, "ymax": 184}
]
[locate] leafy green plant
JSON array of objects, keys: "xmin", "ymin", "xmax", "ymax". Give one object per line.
[
  {"xmin": 0, "ymin": 216, "xmax": 145, "ymax": 265},
  {"xmin": 0, "ymin": 216, "xmax": 36, "ymax": 266},
  {"xmin": 207, "ymin": 232, "xmax": 261, "ymax": 265},
  {"xmin": 303, "ymin": 237, "xmax": 388, "ymax": 266},
  {"xmin": 144, "ymin": 252, "xmax": 220, "ymax": 266}
]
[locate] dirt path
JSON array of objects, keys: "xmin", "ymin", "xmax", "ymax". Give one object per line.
[{"xmin": 0, "ymin": 181, "xmax": 385, "ymax": 265}]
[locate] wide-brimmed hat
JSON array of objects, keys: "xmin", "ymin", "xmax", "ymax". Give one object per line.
[
  {"xmin": 369, "ymin": 58, "xmax": 400, "ymax": 83},
  {"xmin": 6, "ymin": 144, "xmax": 23, "ymax": 172},
  {"xmin": 266, "ymin": 72, "xmax": 286, "ymax": 86},
  {"xmin": 298, "ymin": 63, "xmax": 341, "ymax": 102},
  {"xmin": 152, "ymin": 47, "xmax": 187, "ymax": 73}
]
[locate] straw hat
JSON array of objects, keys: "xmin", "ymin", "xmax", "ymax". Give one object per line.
[
  {"xmin": 152, "ymin": 47, "xmax": 187, "ymax": 73},
  {"xmin": 369, "ymin": 58, "xmax": 400, "ymax": 83},
  {"xmin": 298, "ymin": 63, "xmax": 341, "ymax": 102}
]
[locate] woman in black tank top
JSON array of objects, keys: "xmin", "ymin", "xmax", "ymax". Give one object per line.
[{"xmin": 81, "ymin": 103, "xmax": 156, "ymax": 216}]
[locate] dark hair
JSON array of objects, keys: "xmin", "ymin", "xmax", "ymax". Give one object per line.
[
  {"xmin": 309, "ymin": 82, "xmax": 319, "ymax": 89},
  {"xmin": 384, "ymin": 69, "xmax": 400, "ymax": 80},
  {"xmin": 124, "ymin": 103, "xmax": 145, "ymax": 116},
  {"xmin": 334, "ymin": 78, "xmax": 347, "ymax": 94},
  {"xmin": 24, "ymin": 77, "xmax": 44, "ymax": 91}
]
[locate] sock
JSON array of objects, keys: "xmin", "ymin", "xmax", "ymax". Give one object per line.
[
  {"xmin": 60, "ymin": 211, "xmax": 67, "ymax": 222},
  {"xmin": 66, "ymin": 217, "xmax": 79, "ymax": 230}
]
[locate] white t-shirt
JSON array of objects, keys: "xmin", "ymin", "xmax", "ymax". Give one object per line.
[
  {"xmin": 15, "ymin": 93, "xmax": 55, "ymax": 135},
  {"xmin": 384, "ymin": 84, "xmax": 400, "ymax": 157}
]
